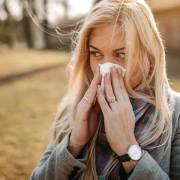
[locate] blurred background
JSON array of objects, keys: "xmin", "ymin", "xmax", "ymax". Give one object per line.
[{"xmin": 0, "ymin": 0, "xmax": 179, "ymax": 179}]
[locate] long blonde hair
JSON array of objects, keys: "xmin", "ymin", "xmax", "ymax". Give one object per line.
[{"xmin": 52, "ymin": 0, "xmax": 174, "ymax": 179}]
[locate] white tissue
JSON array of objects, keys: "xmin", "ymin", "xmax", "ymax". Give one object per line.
[{"xmin": 99, "ymin": 62, "xmax": 126, "ymax": 93}]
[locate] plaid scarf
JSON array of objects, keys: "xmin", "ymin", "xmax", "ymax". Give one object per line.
[{"xmin": 95, "ymin": 84, "xmax": 161, "ymax": 180}]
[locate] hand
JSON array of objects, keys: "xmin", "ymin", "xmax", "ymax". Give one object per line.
[
  {"xmin": 97, "ymin": 66, "xmax": 137, "ymax": 156},
  {"xmin": 68, "ymin": 66, "xmax": 102, "ymax": 157}
]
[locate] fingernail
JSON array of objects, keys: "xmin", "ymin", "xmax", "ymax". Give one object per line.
[
  {"xmin": 118, "ymin": 68, "xmax": 121, "ymax": 75},
  {"xmin": 106, "ymin": 72, "xmax": 110, "ymax": 79},
  {"xmin": 98, "ymin": 85, "xmax": 101, "ymax": 91},
  {"xmin": 112, "ymin": 67, "xmax": 117, "ymax": 73}
]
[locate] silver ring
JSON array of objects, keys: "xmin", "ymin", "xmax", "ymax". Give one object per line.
[
  {"xmin": 109, "ymin": 98, "xmax": 116, "ymax": 103},
  {"xmin": 85, "ymin": 96, "xmax": 88, "ymax": 101}
]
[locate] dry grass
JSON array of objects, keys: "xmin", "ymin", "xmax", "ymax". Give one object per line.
[
  {"xmin": 0, "ymin": 49, "xmax": 70, "ymax": 78},
  {"xmin": 0, "ymin": 50, "xmax": 179, "ymax": 180},
  {"xmin": 0, "ymin": 50, "xmax": 69, "ymax": 180},
  {"xmin": 0, "ymin": 67, "xmax": 67, "ymax": 180}
]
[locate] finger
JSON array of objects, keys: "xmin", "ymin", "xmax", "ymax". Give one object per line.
[
  {"xmin": 110, "ymin": 67, "xmax": 124, "ymax": 103},
  {"xmin": 83, "ymin": 83, "xmax": 99, "ymax": 111},
  {"xmin": 83, "ymin": 68, "xmax": 102, "ymax": 111},
  {"xmin": 97, "ymin": 85, "xmax": 111, "ymax": 116},
  {"xmin": 104, "ymin": 72, "xmax": 119, "ymax": 110},
  {"xmin": 104, "ymin": 72, "xmax": 115, "ymax": 103},
  {"xmin": 93, "ymin": 100, "xmax": 101, "ymax": 116},
  {"xmin": 118, "ymin": 68, "xmax": 129, "ymax": 103},
  {"xmin": 86, "ymin": 66, "xmax": 102, "ymax": 94},
  {"xmin": 91, "ymin": 66, "xmax": 100, "ymax": 85}
]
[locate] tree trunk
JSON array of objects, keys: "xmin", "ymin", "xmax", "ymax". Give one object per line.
[
  {"xmin": 2, "ymin": 0, "xmax": 13, "ymax": 48},
  {"xmin": 43, "ymin": 0, "xmax": 51, "ymax": 49},
  {"xmin": 22, "ymin": 0, "xmax": 33, "ymax": 48},
  {"xmin": 22, "ymin": 16, "xmax": 33, "ymax": 48}
]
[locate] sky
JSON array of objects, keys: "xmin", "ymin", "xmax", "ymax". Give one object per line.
[{"xmin": 0, "ymin": 0, "xmax": 94, "ymax": 23}]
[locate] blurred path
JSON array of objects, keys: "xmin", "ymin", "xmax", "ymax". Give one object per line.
[
  {"xmin": 0, "ymin": 50, "xmax": 70, "ymax": 86},
  {"xmin": 0, "ymin": 63, "xmax": 65, "ymax": 86}
]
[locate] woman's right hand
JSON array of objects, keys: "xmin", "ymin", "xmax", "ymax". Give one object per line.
[{"xmin": 68, "ymin": 66, "xmax": 102, "ymax": 157}]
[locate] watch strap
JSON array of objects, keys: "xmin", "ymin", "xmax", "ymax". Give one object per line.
[{"xmin": 118, "ymin": 153, "xmax": 131, "ymax": 162}]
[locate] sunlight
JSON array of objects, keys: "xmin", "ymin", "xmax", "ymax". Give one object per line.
[
  {"xmin": 6, "ymin": 0, "xmax": 22, "ymax": 21},
  {"xmin": 68, "ymin": 0, "xmax": 93, "ymax": 18}
]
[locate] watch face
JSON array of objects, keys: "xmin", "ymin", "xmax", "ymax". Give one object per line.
[{"xmin": 128, "ymin": 145, "xmax": 142, "ymax": 160}]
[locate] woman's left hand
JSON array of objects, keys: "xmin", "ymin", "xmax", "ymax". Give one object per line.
[{"xmin": 97, "ymin": 66, "xmax": 138, "ymax": 156}]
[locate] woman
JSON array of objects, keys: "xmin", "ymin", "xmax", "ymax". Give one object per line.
[{"xmin": 30, "ymin": 0, "xmax": 180, "ymax": 179}]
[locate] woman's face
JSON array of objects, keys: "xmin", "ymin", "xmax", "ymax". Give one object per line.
[{"xmin": 89, "ymin": 24, "xmax": 143, "ymax": 88}]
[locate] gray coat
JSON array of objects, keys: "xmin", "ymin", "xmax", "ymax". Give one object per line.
[{"xmin": 29, "ymin": 91, "xmax": 180, "ymax": 180}]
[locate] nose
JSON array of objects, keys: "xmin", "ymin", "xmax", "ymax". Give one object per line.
[{"xmin": 103, "ymin": 55, "xmax": 116, "ymax": 64}]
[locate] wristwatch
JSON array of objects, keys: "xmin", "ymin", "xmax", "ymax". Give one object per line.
[{"xmin": 118, "ymin": 145, "xmax": 144, "ymax": 162}]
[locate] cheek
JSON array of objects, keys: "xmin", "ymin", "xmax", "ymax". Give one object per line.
[
  {"xmin": 90, "ymin": 59, "xmax": 98, "ymax": 74},
  {"xmin": 129, "ymin": 64, "xmax": 143, "ymax": 88},
  {"xmin": 130, "ymin": 64, "xmax": 140, "ymax": 76}
]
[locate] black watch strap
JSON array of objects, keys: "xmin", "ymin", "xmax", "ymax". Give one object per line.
[{"xmin": 118, "ymin": 153, "xmax": 131, "ymax": 162}]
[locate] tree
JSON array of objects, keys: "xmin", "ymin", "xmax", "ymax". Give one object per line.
[
  {"xmin": 0, "ymin": 0, "xmax": 14, "ymax": 47},
  {"xmin": 21, "ymin": 0, "xmax": 34, "ymax": 48},
  {"xmin": 42, "ymin": 0, "xmax": 51, "ymax": 49}
]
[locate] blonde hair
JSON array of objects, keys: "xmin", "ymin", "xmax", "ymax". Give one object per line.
[{"xmin": 52, "ymin": 0, "xmax": 174, "ymax": 179}]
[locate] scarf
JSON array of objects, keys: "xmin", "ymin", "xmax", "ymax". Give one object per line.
[{"xmin": 95, "ymin": 84, "xmax": 161, "ymax": 180}]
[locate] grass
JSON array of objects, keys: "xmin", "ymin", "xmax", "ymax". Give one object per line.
[
  {"xmin": 0, "ymin": 50, "xmax": 69, "ymax": 180},
  {"xmin": 0, "ymin": 50, "xmax": 179, "ymax": 180},
  {"xmin": 0, "ymin": 49, "xmax": 70, "ymax": 78}
]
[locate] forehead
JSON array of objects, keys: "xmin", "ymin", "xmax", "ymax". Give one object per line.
[{"xmin": 89, "ymin": 24, "xmax": 125, "ymax": 49}]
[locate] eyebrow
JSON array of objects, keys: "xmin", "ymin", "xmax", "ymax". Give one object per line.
[{"xmin": 89, "ymin": 45, "xmax": 126, "ymax": 52}]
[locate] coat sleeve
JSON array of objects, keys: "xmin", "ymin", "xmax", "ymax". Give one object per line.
[
  {"xmin": 29, "ymin": 132, "xmax": 88, "ymax": 180},
  {"xmin": 128, "ymin": 117, "xmax": 180, "ymax": 180},
  {"xmin": 128, "ymin": 151, "xmax": 170, "ymax": 180},
  {"xmin": 170, "ymin": 115, "xmax": 180, "ymax": 179}
]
